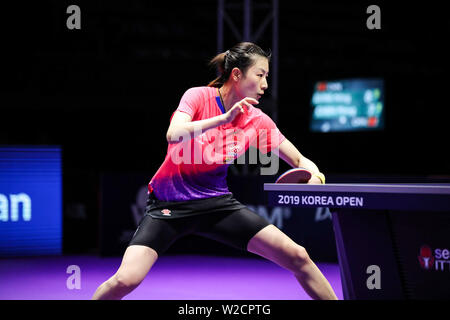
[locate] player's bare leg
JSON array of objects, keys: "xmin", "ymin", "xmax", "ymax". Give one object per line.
[
  {"xmin": 247, "ymin": 225, "xmax": 338, "ymax": 300},
  {"xmin": 92, "ymin": 245, "xmax": 158, "ymax": 300}
]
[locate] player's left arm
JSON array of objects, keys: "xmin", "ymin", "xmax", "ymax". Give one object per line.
[{"xmin": 276, "ymin": 139, "xmax": 325, "ymax": 184}]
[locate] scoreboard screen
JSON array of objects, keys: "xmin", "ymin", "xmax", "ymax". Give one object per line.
[{"xmin": 310, "ymin": 78, "xmax": 384, "ymax": 132}]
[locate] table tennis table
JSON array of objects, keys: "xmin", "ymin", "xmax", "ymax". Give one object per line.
[{"xmin": 264, "ymin": 183, "xmax": 450, "ymax": 300}]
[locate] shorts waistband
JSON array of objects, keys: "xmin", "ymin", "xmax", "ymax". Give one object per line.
[{"xmin": 148, "ymin": 192, "xmax": 234, "ymax": 208}]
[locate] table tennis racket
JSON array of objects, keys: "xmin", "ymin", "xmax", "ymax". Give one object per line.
[{"xmin": 275, "ymin": 168, "xmax": 312, "ymax": 184}]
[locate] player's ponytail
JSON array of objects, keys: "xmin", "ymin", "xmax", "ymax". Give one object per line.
[
  {"xmin": 207, "ymin": 42, "xmax": 271, "ymax": 88},
  {"xmin": 207, "ymin": 51, "xmax": 228, "ymax": 88}
]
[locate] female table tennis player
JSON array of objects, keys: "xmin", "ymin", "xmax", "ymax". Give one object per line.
[{"xmin": 92, "ymin": 42, "xmax": 337, "ymax": 300}]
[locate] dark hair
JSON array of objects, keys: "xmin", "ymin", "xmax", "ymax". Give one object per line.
[{"xmin": 207, "ymin": 42, "xmax": 271, "ymax": 88}]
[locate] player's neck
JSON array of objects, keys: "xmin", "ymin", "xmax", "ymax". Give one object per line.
[{"xmin": 219, "ymin": 84, "xmax": 240, "ymax": 113}]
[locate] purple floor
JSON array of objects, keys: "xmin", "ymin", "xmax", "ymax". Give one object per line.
[{"xmin": 0, "ymin": 254, "xmax": 343, "ymax": 300}]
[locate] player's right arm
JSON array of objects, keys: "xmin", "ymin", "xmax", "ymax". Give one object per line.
[
  {"xmin": 166, "ymin": 111, "xmax": 224, "ymax": 143},
  {"xmin": 166, "ymin": 97, "xmax": 257, "ymax": 143}
]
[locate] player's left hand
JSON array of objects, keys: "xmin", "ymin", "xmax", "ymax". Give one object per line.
[{"xmin": 307, "ymin": 175, "xmax": 323, "ymax": 185}]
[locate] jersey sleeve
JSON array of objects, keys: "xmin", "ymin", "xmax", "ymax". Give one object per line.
[
  {"xmin": 176, "ymin": 87, "xmax": 205, "ymax": 118},
  {"xmin": 252, "ymin": 112, "xmax": 286, "ymax": 154}
]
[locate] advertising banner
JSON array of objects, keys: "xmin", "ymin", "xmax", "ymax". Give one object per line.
[{"xmin": 0, "ymin": 146, "xmax": 62, "ymax": 257}]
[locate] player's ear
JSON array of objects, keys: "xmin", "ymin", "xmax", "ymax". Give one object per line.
[{"xmin": 231, "ymin": 67, "xmax": 242, "ymax": 82}]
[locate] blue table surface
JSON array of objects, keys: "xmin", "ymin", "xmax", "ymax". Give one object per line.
[{"xmin": 264, "ymin": 183, "xmax": 450, "ymax": 195}]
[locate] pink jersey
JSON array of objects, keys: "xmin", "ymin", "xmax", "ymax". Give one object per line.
[{"xmin": 149, "ymin": 86, "xmax": 286, "ymax": 201}]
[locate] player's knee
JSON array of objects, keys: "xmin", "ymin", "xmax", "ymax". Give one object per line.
[
  {"xmin": 290, "ymin": 245, "xmax": 311, "ymax": 271},
  {"xmin": 113, "ymin": 272, "xmax": 141, "ymax": 292}
]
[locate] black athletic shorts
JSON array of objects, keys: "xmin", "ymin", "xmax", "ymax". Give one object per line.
[{"xmin": 128, "ymin": 193, "xmax": 271, "ymax": 256}]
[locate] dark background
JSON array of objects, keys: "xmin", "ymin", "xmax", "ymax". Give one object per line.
[{"xmin": 1, "ymin": 1, "xmax": 449, "ymax": 254}]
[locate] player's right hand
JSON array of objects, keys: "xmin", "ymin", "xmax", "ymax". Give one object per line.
[{"xmin": 222, "ymin": 97, "xmax": 258, "ymax": 124}]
